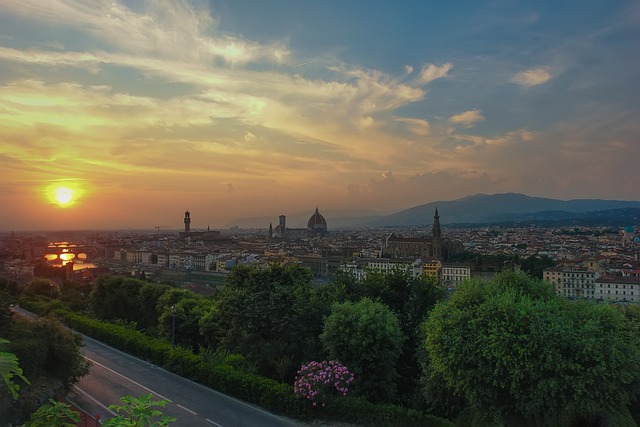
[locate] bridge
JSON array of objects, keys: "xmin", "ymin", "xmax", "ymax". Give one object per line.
[{"xmin": 44, "ymin": 243, "xmax": 97, "ymax": 262}]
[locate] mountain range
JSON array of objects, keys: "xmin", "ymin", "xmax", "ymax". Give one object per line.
[{"xmin": 227, "ymin": 193, "xmax": 640, "ymax": 229}]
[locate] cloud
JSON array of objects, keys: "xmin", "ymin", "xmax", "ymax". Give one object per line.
[
  {"xmin": 511, "ymin": 67, "xmax": 552, "ymax": 87},
  {"xmin": 416, "ymin": 63, "xmax": 452, "ymax": 84},
  {"xmin": 448, "ymin": 109, "xmax": 485, "ymax": 128},
  {"xmin": 396, "ymin": 118, "xmax": 430, "ymax": 136},
  {"xmin": 368, "ymin": 170, "xmax": 396, "ymax": 191},
  {"xmin": 226, "ymin": 183, "xmax": 235, "ymax": 193},
  {"xmin": 244, "ymin": 132, "xmax": 256, "ymax": 142}
]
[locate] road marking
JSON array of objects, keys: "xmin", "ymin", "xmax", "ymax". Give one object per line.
[
  {"xmin": 72, "ymin": 385, "xmax": 118, "ymax": 417},
  {"xmin": 176, "ymin": 404, "xmax": 197, "ymax": 415},
  {"xmin": 84, "ymin": 355, "xmax": 172, "ymax": 402},
  {"xmin": 81, "ymin": 335, "xmax": 296, "ymax": 426},
  {"xmin": 206, "ymin": 419, "xmax": 224, "ymax": 427}
]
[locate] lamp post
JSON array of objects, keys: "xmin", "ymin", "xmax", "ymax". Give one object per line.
[{"xmin": 171, "ymin": 305, "xmax": 176, "ymax": 349}]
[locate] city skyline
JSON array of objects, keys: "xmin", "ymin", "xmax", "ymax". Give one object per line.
[{"xmin": 2, "ymin": 1, "xmax": 639, "ymax": 230}]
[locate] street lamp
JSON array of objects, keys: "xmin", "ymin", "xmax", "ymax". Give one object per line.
[{"xmin": 171, "ymin": 305, "xmax": 177, "ymax": 349}]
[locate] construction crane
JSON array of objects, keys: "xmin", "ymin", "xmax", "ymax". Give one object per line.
[{"xmin": 154, "ymin": 225, "xmax": 173, "ymax": 232}]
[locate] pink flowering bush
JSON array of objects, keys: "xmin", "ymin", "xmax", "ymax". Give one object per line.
[{"xmin": 293, "ymin": 360, "xmax": 354, "ymax": 407}]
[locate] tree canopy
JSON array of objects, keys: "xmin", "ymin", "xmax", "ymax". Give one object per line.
[
  {"xmin": 321, "ymin": 297, "xmax": 404, "ymax": 402},
  {"xmin": 423, "ymin": 271, "xmax": 640, "ymax": 426}
]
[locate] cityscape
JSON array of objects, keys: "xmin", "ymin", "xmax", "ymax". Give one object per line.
[
  {"xmin": 3, "ymin": 201, "xmax": 640, "ymax": 300},
  {"xmin": 2, "ymin": 0, "xmax": 640, "ymax": 426}
]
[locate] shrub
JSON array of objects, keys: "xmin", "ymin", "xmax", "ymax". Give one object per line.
[{"xmin": 294, "ymin": 360, "xmax": 354, "ymax": 406}]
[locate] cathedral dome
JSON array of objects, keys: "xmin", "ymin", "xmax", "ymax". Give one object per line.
[{"xmin": 307, "ymin": 207, "xmax": 327, "ymax": 230}]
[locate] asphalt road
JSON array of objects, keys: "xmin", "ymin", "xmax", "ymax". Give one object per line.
[{"xmin": 68, "ymin": 335, "xmax": 301, "ymax": 427}]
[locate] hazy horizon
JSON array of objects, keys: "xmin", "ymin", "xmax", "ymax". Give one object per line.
[{"xmin": 2, "ymin": 1, "xmax": 639, "ymax": 230}]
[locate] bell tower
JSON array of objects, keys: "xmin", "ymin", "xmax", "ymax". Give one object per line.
[
  {"xmin": 432, "ymin": 207, "xmax": 442, "ymax": 259},
  {"xmin": 279, "ymin": 214, "xmax": 286, "ymax": 239},
  {"xmin": 184, "ymin": 210, "xmax": 191, "ymax": 234}
]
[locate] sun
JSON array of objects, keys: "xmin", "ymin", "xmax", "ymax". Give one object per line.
[
  {"xmin": 54, "ymin": 187, "xmax": 75, "ymax": 206},
  {"xmin": 45, "ymin": 181, "xmax": 85, "ymax": 208}
]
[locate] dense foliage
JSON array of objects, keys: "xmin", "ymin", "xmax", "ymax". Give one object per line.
[
  {"xmin": 423, "ymin": 271, "xmax": 640, "ymax": 426},
  {"xmin": 0, "ymin": 294, "xmax": 89, "ymax": 425},
  {"xmin": 321, "ymin": 298, "xmax": 404, "ymax": 402}
]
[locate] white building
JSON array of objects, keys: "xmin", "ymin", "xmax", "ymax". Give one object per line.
[
  {"xmin": 442, "ymin": 264, "xmax": 472, "ymax": 290},
  {"xmin": 595, "ymin": 276, "xmax": 640, "ymax": 303},
  {"xmin": 125, "ymin": 250, "xmax": 152, "ymax": 265}
]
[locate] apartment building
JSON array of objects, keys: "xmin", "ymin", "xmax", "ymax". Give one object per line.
[
  {"xmin": 595, "ymin": 276, "xmax": 640, "ymax": 303},
  {"xmin": 442, "ymin": 263, "xmax": 472, "ymax": 290},
  {"xmin": 543, "ymin": 267, "xmax": 598, "ymax": 299}
]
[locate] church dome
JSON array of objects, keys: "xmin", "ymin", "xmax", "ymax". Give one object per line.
[{"xmin": 307, "ymin": 207, "xmax": 327, "ymax": 230}]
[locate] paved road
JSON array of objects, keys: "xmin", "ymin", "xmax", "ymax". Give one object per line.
[{"xmin": 68, "ymin": 335, "xmax": 301, "ymax": 426}]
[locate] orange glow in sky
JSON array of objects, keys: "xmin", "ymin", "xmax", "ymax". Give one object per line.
[{"xmin": 0, "ymin": 1, "xmax": 638, "ymax": 231}]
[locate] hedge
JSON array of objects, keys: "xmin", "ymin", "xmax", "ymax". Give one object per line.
[{"xmin": 51, "ymin": 308, "xmax": 452, "ymax": 426}]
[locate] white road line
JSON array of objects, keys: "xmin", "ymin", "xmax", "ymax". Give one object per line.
[
  {"xmin": 205, "ymin": 418, "xmax": 224, "ymax": 427},
  {"xmin": 176, "ymin": 404, "xmax": 197, "ymax": 416},
  {"xmin": 72, "ymin": 385, "xmax": 118, "ymax": 417},
  {"xmin": 84, "ymin": 355, "xmax": 172, "ymax": 402}
]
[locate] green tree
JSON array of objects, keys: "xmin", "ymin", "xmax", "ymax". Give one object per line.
[
  {"xmin": 7, "ymin": 317, "xmax": 90, "ymax": 391},
  {"xmin": 90, "ymin": 275, "xmax": 139, "ymax": 321},
  {"xmin": 158, "ymin": 297, "xmax": 214, "ymax": 349},
  {"xmin": 0, "ymin": 338, "xmax": 29, "ymax": 400},
  {"xmin": 330, "ymin": 268, "xmax": 446, "ymax": 405},
  {"xmin": 520, "ymin": 254, "xmax": 556, "ymax": 279},
  {"xmin": 216, "ymin": 264, "xmax": 320, "ymax": 380},
  {"xmin": 137, "ymin": 283, "xmax": 173, "ymax": 332},
  {"xmin": 423, "ymin": 271, "xmax": 640, "ymax": 426},
  {"xmin": 321, "ymin": 298, "xmax": 404, "ymax": 402},
  {"xmin": 103, "ymin": 394, "xmax": 176, "ymax": 427},
  {"xmin": 21, "ymin": 399, "xmax": 79, "ymax": 427}
]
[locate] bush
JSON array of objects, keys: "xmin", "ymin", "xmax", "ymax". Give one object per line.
[{"xmin": 52, "ymin": 309, "xmax": 451, "ymax": 425}]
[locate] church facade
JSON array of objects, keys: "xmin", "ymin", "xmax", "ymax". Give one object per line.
[{"xmin": 382, "ymin": 208, "xmax": 446, "ymax": 260}]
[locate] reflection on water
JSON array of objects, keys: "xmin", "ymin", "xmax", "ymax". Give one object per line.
[
  {"xmin": 71, "ymin": 261, "xmax": 96, "ymax": 270},
  {"xmin": 44, "ymin": 241, "xmax": 93, "ymax": 270}
]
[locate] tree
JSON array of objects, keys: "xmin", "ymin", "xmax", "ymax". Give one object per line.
[
  {"xmin": 320, "ymin": 298, "xmax": 404, "ymax": 402},
  {"xmin": 0, "ymin": 338, "xmax": 29, "ymax": 400},
  {"xmin": 216, "ymin": 264, "xmax": 319, "ymax": 380},
  {"xmin": 7, "ymin": 317, "xmax": 90, "ymax": 392},
  {"xmin": 520, "ymin": 254, "xmax": 556, "ymax": 278},
  {"xmin": 21, "ymin": 399, "xmax": 79, "ymax": 427},
  {"xmin": 423, "ymin": 271, "xmax": 640, "ymax": 426},
  {"xmin": 103, "ymin": 394, "xmax": 176, "ymax": 427},
  {"xmin": 158, "ymin": 297, "xmax": 214, "ymax": 349},
  {"xmin": 330, "ymin": 268, "xmax": 446, "ymax": 405}
]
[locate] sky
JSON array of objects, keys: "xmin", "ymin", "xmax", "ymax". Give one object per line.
[{"xmin": 1, "ymin": 0, "xmax": 639, "ymax": 230}]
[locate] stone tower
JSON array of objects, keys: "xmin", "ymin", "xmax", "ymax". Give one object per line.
[
  {"xmin": 432, "ymin": 207, "xmax": 442, "ymax": 259},
  {"xmin": 184, "ymin": 210, "xmax": 191, "ymax": 234}
]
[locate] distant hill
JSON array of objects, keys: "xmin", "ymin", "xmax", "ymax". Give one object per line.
[
  {"xmin": 226, "ymin": 193, "xmax": 640, "ymax": 229},
  {"xmin": 475, "ymin": 207, "xmax": 640, "ymax": 228},
  {"xmin": 367, "ymin": 193, "xmax": 640, "ymax": 227}
]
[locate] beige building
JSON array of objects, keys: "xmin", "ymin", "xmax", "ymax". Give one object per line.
[
  {"xmin": 442, "ymin": 263, "xmax": 472, "ymax": 290},
  {"xmin": 595, "ymin": 276, "xmax": 640, "ymax": 303},
  {"xmin": 543, "ymin": 267, "xmax": 598, "ymax": 299}
]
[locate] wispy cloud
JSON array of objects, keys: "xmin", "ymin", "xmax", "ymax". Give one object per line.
[
  {"xmin": 448, "ymin": 109, "xmax": 485, "ymax": 128},
  {"xmin": 511, "ymin": 67, "xmax": 552, "ymax": 87},
  {"xmin": 396, "ymin": 118, "xmax": 431, "ymax": 136},
  {"xmin": 416, "ymin": 63, "xmax": 453, "ymax": 84}
]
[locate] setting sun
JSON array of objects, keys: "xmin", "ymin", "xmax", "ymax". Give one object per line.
[
  {"xmin": 45, "ymin": 182, "xmax": 84, "ymax": 208},
  {"xmin": 55, "ymin": 187, "xmax": 74, "ymax": 205}
]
